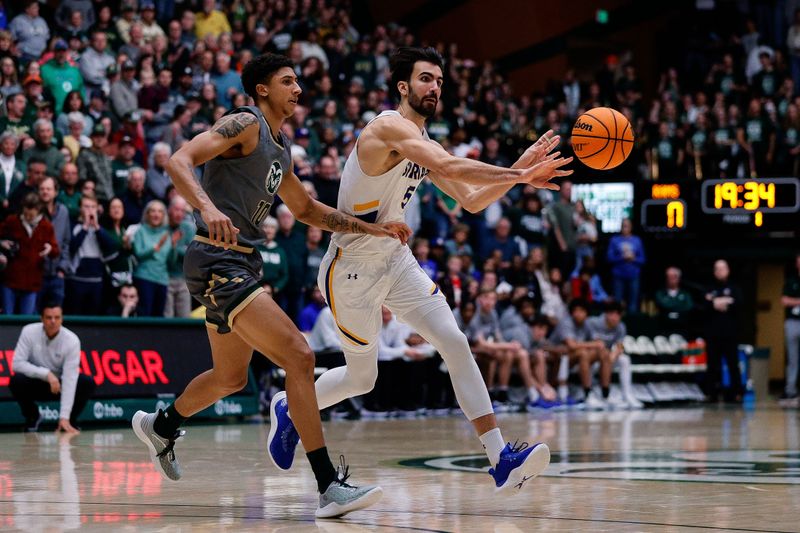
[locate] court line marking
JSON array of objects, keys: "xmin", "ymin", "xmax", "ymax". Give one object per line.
[
  {"xmin": 2, "ymin": 501, "xmax": 791, "ymax": 533},
  {"xmin": 0, "ymin": 500, "xmax": 452, "ymax": 533},
  {"xmin": 358, "ymin": 509, "xmax": 795, "ymax": 533}
]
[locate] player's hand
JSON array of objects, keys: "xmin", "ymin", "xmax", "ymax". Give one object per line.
[
  {"xmin": 57, "ymin": 418, "xmax": 79, "ymax": 434},
  {"xmin": 517, "ymin": 129, "xmax": 561, "ymax": 167},
  {"xmin": 39, "ymin": 243, "xmax": 52, "ymax": 257},
  {"xmin": 46, "ymin": 372, "xmax": 61, "ymax": 394},
  {"xmin": 201, "ymin": 205, "xmax": 240, "ymax": 248},
  {"xmin": 368, "ymin": 221, "xmax": 412, "ymax": 245},
  {"xmin": 519, "ymin": 151, "xmax": 573, "ymax": 190}
]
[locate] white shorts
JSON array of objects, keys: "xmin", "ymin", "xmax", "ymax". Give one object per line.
[{"xmin": 317, "ymin": 244, "xmax": 448, "ymax": 351}]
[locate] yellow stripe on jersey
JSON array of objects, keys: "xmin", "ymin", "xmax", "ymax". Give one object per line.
[
  {"xmin": 353, "ymin": 199, "xmax": 380, "ymax": 212},
  {"xmin": 324, "ymin": 247, "xmax": 368, "ymax": 346}
]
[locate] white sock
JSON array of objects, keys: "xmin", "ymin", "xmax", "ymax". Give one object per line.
[
  {"xmin": 618, "ymin": 354, "xmax": 633, "ymax": 399},
  {"xmin": 479, "ymin": 428, "xmax": 505, "ymax": 467},
  {"xmin": 527, "ymin": 387, "xmax": 540, "ymax": 403},
  {"xmin": 558, "ymin": 384, "xmax": 569, "ymax": 401}
]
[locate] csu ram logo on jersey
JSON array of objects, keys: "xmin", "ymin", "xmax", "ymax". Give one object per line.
[
  {"xmin": 266, "ymin": 161, "xmax": 283, "ymax": 194},
  {"xmin": 250, "ymin": 161, "xmax": 283, "ymax": 226}
]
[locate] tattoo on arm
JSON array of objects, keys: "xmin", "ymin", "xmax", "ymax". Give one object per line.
[
  {"xmin": 321, "ymin": 213, "xmax": 366, "ymax": 234},
  {"xmin": 211, "ymin": 113, "xmax": 258, "ymax": 139}
]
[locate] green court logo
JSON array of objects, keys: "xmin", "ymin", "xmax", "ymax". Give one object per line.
[{"xmin": 398, "ymin": 450, "xmax": 800, "ymax": 485}]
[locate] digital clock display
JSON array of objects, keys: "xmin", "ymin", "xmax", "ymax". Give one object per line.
[
  {"xmin": 641, "ymin": 199, "xmax": 687, "ymax": 231},
  {"xmin": 701, "ymin": 178, "xmax": 800, "ymax": 214}
]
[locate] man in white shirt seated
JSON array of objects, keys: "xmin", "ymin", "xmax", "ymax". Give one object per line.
[
  {"xmin": 306, "ymin": 304, "xmax": 342, "ymax": 355},
  {"xmin": 363, "ymin": 306, "xmax": 429, "ymax": 417},
  {"xmin": 8, "ymin": 304, "xmax": 94, "ymax": 432}
]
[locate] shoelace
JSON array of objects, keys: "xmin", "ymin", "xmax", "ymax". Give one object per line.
[
  {"xmin": 507, "ymin": 439, "xmax": 529, "ymax": 455},
  {"xmin": 157, "ymin": 430, "xmax": 185, "ymax": 461},
  {"xmin": 334, "ymin": 454, "xmax": 354, "ymax": 488}
]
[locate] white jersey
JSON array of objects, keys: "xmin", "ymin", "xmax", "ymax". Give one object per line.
[{"xmin": 332, "ymin": 110, "xmax": 430, "ymax": 255}]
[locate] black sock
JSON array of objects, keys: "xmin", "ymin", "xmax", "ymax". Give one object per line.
[
  {"xmin": 602, "ymin": 387, "xmax": 610, "ymax": 399},
  {"xmin": 584, "ymin": 387, "xmax": 592, "ymax": 397},
  {"xmin": 307, "ymin": 447, "xmax": 337, "ymax": 493},
  {"xmin": 153, "ymin": 404, "xmax": 187, "ymax": 439}
]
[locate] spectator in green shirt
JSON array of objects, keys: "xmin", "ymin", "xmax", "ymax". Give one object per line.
[
  {"xmin": 57, "ymin": 163, "xmax": 81, "ymax": 223},
  {"xmin": 22, "ymin": 119, "xmax": 65, "ymax": 178},
  {"xmin": 132, "ymin": 200, "xmax": 172, "ymax": 316},
  {"xmin": 258, "ymin": 216, "xmax": 288, "ymax": 298},
  {"xmin": 164, "ymin": 196, "xmax": 195, "ymax": 318},
  {"xmin": 654, "ymin": 266, "xmax": 695, "ymax": 336},
  {"xmin": 40, "ymin": 40, "xmax": 84, "ymax": 114}
]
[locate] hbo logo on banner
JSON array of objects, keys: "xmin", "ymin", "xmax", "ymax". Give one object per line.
[{"xmin": 93, "ymin": 402, "xmax": 124, "ymax": 419}]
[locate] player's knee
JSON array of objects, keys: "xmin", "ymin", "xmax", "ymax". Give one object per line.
[
  {"xmin": 220, "ymin": 372, "xmax": 248, "ymax": 394},
  {"xmin": 288, "ymin": 344, "xmax": 315, "ymax": 377},
  {"xmin": 349, "ymin": 364, "xmax": 378, "ymax": 394}
]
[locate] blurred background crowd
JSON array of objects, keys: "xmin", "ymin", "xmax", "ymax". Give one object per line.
[{"xmin": 0, "ymin": 0, "xmax": 798, "ymax": 410}]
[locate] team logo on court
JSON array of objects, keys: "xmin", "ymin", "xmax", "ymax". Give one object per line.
[
  {"xmin": 266, "ymin": 161, "xmax": 283, "ymax": 194},
  {"xmin": 398, "ymin": 450, "xmax": 800, "ymax": 485}
]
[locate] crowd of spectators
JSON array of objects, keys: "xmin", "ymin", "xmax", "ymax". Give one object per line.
[{"xmin": 0, "ymin": 1, "xmax": 795, "ymax": 406}]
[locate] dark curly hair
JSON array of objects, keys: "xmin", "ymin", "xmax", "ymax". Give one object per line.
[
  {"xmin": 240, "ymin": 53, "xmax": 294, "ymax": 101},
  {"xmin": 389, "ymin": 47, "xmax": 445, "ymax": 99}
]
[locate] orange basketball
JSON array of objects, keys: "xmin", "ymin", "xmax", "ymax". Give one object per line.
[{"xmin": 571, "ymin": 107, "xmax": 634, "ymax": 170}]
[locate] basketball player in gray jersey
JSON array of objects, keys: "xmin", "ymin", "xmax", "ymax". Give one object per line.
[{"xmin": 131, "ymin": 53, "xmax": 411, "ymax": 519}]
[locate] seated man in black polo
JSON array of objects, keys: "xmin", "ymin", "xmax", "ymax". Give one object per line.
[{"xmin": 9, "ymin": 304, "xmax": 94, "ymax": 432}]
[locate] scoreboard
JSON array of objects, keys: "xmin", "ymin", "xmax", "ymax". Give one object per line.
[{"xmin": 637, "ymin": 177, "xmax": 800, "ymax": 234}]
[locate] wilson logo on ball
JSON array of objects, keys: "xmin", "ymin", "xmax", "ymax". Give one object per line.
[{"xmin": 571, "ymin": 107, "xmax": 634, "ymax": 170}]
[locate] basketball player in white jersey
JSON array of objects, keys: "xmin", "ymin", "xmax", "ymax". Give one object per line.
[{"xmin": 268, "ymin": 47, "xmax": 573, "ymax": 492}]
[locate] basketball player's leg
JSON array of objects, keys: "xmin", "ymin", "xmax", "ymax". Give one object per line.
[
  {"xmin": 396, "ymin": 304, "xmax": 550, "ymax": 490},
  {"xmin": 385, "ymin": 256, "xmax": 549, "ymax": 490},
  {"xmin": 311, "ymin": 248, "xmax": 387, "ymax": 410},
  {"xmin": 130, "ymin": 325, "xmax": 254, "ymax": 482},
  {"xmin": 228, "ymin": 293, "xmax": 383, "ymax": 514},
  {"xmin": 231, "ymin": 292, "xmax": 325, "ymax": 451},
  {"xmin": 173, "ymin": 327, "xmax": 253, "ymax": 417},
  {"xmin": 314, "ymin": 345, "xmax": 379, "ymax": 409}
]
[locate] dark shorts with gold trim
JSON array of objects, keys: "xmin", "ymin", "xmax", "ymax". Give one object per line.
[{"xmin": 184, "ymin": 237, "xmax": 264, "ymax": 334}]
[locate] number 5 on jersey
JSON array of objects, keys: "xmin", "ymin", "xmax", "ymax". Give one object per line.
[{"xmin": 401, "ymin": 185, "xmax": 417, "ymax": 209}]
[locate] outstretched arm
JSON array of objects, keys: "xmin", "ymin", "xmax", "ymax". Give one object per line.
[
  {"xmin": 431, "ymin": 130, "xmax": 571, "ymax": 212},
  {"xmin": 166, "ymin": 112, "xmax": 260, "ymax": 247},
  {"xmin": 278, "ymin": 168, "xmax": 412, "ymax": 244},
  {"xmin": 372, "ymin": 117, "xmax": 570, "ymax": 189}
]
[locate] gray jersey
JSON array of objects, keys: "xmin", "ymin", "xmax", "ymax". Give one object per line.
[
  {"xmin": 586, "ymin": 316, "xmax": 626, "ymax": 348},
  {"xmin": 548, "ymin": 316, "xmax": 591, "ymax": 345},
  {"xmin": 195, "ymin": 105, "xmax": 291, "ymax": 246}
]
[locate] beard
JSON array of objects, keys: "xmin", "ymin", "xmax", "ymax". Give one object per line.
[{"xmin": 408, "ymin": 91, "xmax": 438, "ymax": 118}]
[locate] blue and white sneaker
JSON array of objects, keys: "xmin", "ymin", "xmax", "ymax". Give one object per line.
[
  {"xmin": 267, "ymin": 390, "xmax": 299, "ymax": 470},
  {"xmin": 489, "ymin": 441, "xmax": 550, "ymax": 493}
]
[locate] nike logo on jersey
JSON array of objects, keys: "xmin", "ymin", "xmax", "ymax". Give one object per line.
[{"xmin": 401, "ymin": 161, "xmax": 430, "ymax": 180}]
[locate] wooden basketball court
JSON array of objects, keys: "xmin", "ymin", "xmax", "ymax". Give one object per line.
[{"xmin": 0, "ymin": 406, "xmax": 797, "ymax": 532}]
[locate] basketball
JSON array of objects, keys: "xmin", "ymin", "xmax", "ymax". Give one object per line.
[{"xmin": 572, "ymin": 107, "xmax": 635, "ymax": 170}]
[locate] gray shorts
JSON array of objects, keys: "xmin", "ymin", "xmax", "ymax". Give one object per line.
[{"xmin": 184, "ymin": 236, "xmax": 264, "ymax": 334}]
